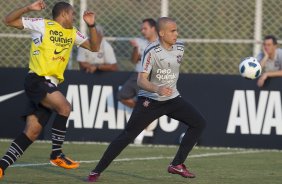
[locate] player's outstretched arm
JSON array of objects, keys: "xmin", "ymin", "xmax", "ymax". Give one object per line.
[
  {"xmin": 80, "ymin": 11, "xmax": 102, "ymax": 52},
  {"xmin": 3, "ymin": 0, "xmax": 46, "ymax": 29}
]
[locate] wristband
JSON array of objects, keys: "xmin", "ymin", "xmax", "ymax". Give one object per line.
[{"xmin": 87, "ymin": 23, "xmax": 96, "ymax": 28}]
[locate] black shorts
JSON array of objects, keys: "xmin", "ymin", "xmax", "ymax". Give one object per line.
[
  {"xmin": 22, "ymin": 73, "xmax": 58, "ymax": 127},
  {"xmin": 117, "ymin": 73, "xmax": 139, "ymax": 100}
]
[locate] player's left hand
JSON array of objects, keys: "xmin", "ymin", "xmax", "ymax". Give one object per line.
[
  {"xmin": 83, "ymin": 11, "xmax": 96, "ymax": 26},
  {"xmin": 257, "ymin": 73, "xmax": 268, "ymax": 87}
]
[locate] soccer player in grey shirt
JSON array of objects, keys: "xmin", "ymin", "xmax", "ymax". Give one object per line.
[
  {"xmin": 257, "ymin": 35, "xmax": 282, "ymax": 87},
  {"xmin": 87, "ymin": 17, "xmax": 206, "ymax": 182}
]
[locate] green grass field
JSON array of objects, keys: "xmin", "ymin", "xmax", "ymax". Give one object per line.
[{"xmin": 0, "ymin": 140, "xmax": 281, "ymax": 184}]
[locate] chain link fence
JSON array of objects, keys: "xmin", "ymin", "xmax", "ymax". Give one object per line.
[{"xmin": 1, "ymin": 0, "xmax": 282, "ymax": 74}]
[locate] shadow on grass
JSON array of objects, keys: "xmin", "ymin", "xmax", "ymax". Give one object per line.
[
  {"xmin": 106, "ymin": 170, "xmax": 159, "ymax": 182},
  {"xmin": 24, "ymin": 165, "xmax": 85, "ymax": 182}
]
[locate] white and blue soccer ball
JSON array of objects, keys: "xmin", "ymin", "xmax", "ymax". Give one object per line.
[{"xmin": 239, "ymin": 57, "xmax": 262, "ymax": 79}]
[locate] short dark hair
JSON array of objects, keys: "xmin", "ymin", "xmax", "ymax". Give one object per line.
[
  {"xmin": 52, "ymin": 2, "xmax": 72, "ymax": 19},
  {"xmin": 264, "ymin": 35, "xmax": 278, "ymax": 45},
  {"xmin": 142, "ymin": 18, "xmax": 157, "ymax": 28},
  {"xmin": 156, "ymin": 17, "xmax": 176, "ymax": 35}
]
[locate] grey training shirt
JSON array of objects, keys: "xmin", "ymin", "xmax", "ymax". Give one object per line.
[{"xmin": 138, "ymin": 40, "xmax": 184, "ymax": 101}]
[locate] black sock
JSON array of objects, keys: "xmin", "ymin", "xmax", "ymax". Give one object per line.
[
  {"xmin": 50, "ymin": 114, "xmax": 68, "ymax": 159},
  {"xmin": 171, "ymin": 125, "xmax": 205, "ymax": 166},
  {"xmin": 0, "ymin": 133, "xmax": 33, "ymax": 171}
]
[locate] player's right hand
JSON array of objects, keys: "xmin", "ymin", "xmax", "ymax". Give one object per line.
[
  {"xmin": 263, "ymin": 47, "xmax": 269, "ymax": 59},
  {"xmin": 28, "ymin": 0, "xmax": 46, "ymax": 11},
  {"xmin": 130, "ymin": 39, "xmax": 138, "ymax": 48},
  {"xmin": 157, "ymin": 86, "xmax": 173, "ymax": 96}
]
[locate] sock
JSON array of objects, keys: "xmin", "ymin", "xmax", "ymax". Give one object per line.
[
  {"xmin": 171, "ymin": 125, "xmax": 204, "ymax": 166},
  {"xmin": 50, "ymin": 114, "xmax": 68, "ymax": 159},
  {"xmin": 0, "ymin": 133, "xmax": 33, "ymax": 171}
]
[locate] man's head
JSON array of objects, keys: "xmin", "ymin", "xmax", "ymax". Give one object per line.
[
  {"xmin": 157, "ymin": 17, "xmax": 178, "ymax": 46},
  {"xmin": 52, "ymin": 2, "xmax": 75, "ymax": 28},
  {"xmin": 141, "ymin": 18, "xmax": 157, "ymax": 41},
  {"xmin": 263, "ymin": 35, "xmax": 278, "ymax": 55}
]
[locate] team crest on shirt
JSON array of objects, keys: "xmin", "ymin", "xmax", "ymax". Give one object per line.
[
  {"xmin": 143, "ymin": 99, "xmax": 150, "ymax": 107},
  {"xmin": 97, "ymin": 52, "xmax": 104, "ymax": 58},
  {"xmin": 177, "ymin": 55, "xmax": 183, "ymax": 64}
]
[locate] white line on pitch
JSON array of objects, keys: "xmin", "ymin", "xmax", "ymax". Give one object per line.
[{"xmin": 11, "ymin": 150, "xmax": 261, "ymax": 168}]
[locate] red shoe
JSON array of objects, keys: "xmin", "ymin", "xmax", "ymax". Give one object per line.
[
  {"xmin": 87, "ymin": 172, "xmax": 100, "ymax": 182},
  {"xmin": 168, "ymin": 163, "xmax": 195, "ymax": 178}
]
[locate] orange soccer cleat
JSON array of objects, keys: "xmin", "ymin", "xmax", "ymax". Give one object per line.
[
  {"xmin": 50, "ymin": 153, "xmax": 79, "ymax": 169},
  {"xmin": 0, "ymin": 167, "xmax": 3, "ymax": 179}
]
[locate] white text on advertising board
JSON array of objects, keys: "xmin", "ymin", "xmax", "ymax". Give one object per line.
[
  {"xmin": 66, "ymin": 85, "xmax": 179, "ymax": 132},
  {"xmin": 227, "ymin": 90, "xmax": 282, "ymax": 135}
]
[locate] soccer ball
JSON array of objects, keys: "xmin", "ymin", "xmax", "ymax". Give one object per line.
[{"xmin": 239, "ymin": 57, "xmax": 262, "ymax": 79}]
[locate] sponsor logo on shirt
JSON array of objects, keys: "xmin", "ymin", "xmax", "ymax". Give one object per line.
[
  {"xmin": 33, "ymin": 38, "xmax": 40, "ymax": 45},
  {"xmin": 24, "ymin": 18, "xmax": 43, "ymax": 22},
  {"xmin": 177, "ymin": 55, "xmax": 183, "ymax": 64},
  {"xmin": 54, "ymin": 47, "xmax": 69, "ymax": 55},
  {"xmin": 49, "ymin": 30, "xmax": 73, "ymax": 47},
  {"xmin": 156, "ymin": 69, "xmax": 176, "ymax": 84},
  {"xmin": 33, "ymin": 50, "xmax": 40, "ymax": 55},
  {"xmin": 177, "ymin": 46, "xmax": 184, "ymax": 51},
  {"xmin": 144, "ymin": 52, "xmax": 151, "ymax": 71},
  {"xmin": 76, "ymin": 30, "xmax": 86, "ymax": 39},
  {"xmin": 52, "ymin": 56, "xmax": 66, "ymax": 62}
]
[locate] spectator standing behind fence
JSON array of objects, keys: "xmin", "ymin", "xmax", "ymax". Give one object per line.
[
  {"xmin": 257, "ymin": 35, "xmax": 282, "ymax": 87},
  {"xmin": 117, "ymin": 18, "xmax": 158, "ymax": 108},
  {"xmin": 77, "ymin": 25, "xmax": 118, "ymax": 73}
]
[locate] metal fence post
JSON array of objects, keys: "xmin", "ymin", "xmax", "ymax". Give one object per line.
[
  {"xmin": 253, "ymin": 0, "xmax": 263, "ymax": 57},
  {"xmin": 68, "ymin": 0, "xmax": 75, "ymax": 70},
  {"xmin": 161, "ymin": 0, "xmax": 169, "ymax": 17},
  {"xmin": 80, "ymin": 0, "xmax": 88, "ymax": 35}
]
